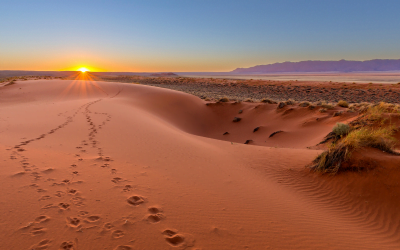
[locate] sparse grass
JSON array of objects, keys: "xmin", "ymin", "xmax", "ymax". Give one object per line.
[
  {"xmin": 261, "ymin": 98, "xmax": 277, "ymax": 104},
  {"xmin": 321, "ymin": 102, "xmax": 334, "ymax": 109},
  {"xmin": 4, "ymin": 80, "xmax": 16, "ymax": 86},
  {"xmin": 333, "ymin": 111, "xmax": 343, "ymax": 117},
  {"xmin": 299, "ymin": 101, "xmax": 310, "ymax": 107},
  {"xmin": 332, "ymin": 123, "xmax": 350, "ymax": 137},
  {"xmin": 285, "ymin": 99, "xmax": 295, "ymax": 105},
  {"xmin": 311, "ymin": 127, "xmax": 397, "ymax": 174},
  {"xmin": 319, "ymin": 108, "xmax": 327, "ymax": 113},
  {"xmin": 218, "ymin": 97, "xmax": 229, "ymax": 102},
  {"xmin": 337, "ymin": 100, "xmax": 349, "ymax": 108}
]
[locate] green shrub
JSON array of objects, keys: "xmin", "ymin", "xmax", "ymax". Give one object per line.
[{"xmin": 332, "ymin": 123, "xmax": 350, "ymax": 137}]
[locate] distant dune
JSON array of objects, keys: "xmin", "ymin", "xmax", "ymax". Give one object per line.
[{"xmin": 232, "ymin": 59, "xmax": 400, "ymax": 73}]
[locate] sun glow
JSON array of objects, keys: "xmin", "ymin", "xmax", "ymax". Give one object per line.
[{"xmin": 78, "ymin": 67, "xmax": 89, "ymax": 73}]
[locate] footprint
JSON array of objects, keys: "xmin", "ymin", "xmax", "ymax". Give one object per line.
[
  {"xmin": 35, "ymin": 215, "xmax": 50, "ymax": 223},
  {"xmin": 147, "ymin": 207, "xmax": 164, "ymax": 223},
  {"xmin": 148, "ymin": 206, "xmax": 162, "ymax": 214},
  {"xmin": 162, "ymin": 229, "xmax": 194, "ymax": 248},
  {"xmin": 78, "ymin": 211, "xmax": 89, "ymax": 217},
  {"xmin": 123, "ymin": 185, "xmax": 132, "ymax": 192},
  {"xmin": 85, "ymin": 215, "xmax": 101, "ymax": 222},
  {"xmin": 58, "ymin": 203, "xmax": 70, "ymax": 210},
  {"xmin": 71, "ymin": 196, "xmax": 85, "ymax": 206},
  {"xmin": 162, "ymin": 229, "xmax": 178, "ymax": 237},
  {"xmin": 59, "ymin": 241, "xmax": 74, "ymax": 250},
  {"xmin": 67, "ymin": 189, "xmax": 78, "ymax": 195},
  {"xmin": 67, "ymin": 217, "xmax": 80, "ymax": 227},
  {"xmin": 111, "ymin": 177, "xmax": 122, "ymax": 183},
  {"xmin": 166, "ymin": 234, "xmax": 185, "ymax": 246},
  {"xmin": 55, "ymin": 191, "xmax": 65, "ymax": 197},
  {"xmin": 31, "ymin": 227, "xmax": 47, "ymax": 235},
  {"xmin": 30, "ymin": 239, "xmax": 52, "ymax": 250},
  {"xmin": 127, "ymin": 196, "xmax": 145, "ymax": 206},
  {"xmin": 147, "ymin": 214, "xmax": 164, "ymax": 223},
  {"xmin": 111, "ymin": 229, "xmax": 125, "ymax": 239},
  {"xmin": 113, "ymin": 246, "xmax": 133, "ymax": 250},
  {"xmin": 39, "ymin": 195, "xmax": 52, "ymax": 201},
  {"xmin": 103, "ymin": 222, "xmax": 115, "ymax": 230}
]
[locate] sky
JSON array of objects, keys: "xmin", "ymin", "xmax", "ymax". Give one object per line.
[{"xmin": 1, "ymin": 0, "xmax": 400, "ymax": 72}]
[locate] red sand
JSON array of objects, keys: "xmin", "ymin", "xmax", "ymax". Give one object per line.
[{"xmin": 1, "ymin": 79, "xmax": 400, "ymax": 249}]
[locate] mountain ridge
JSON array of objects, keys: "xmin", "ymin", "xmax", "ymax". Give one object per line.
[{"xmin": 232, "ymin": 59, "xmax": 400, "ymax": 73}]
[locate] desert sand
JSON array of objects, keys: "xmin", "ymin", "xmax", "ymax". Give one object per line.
[{"xmin": 1, "ymin": 79, "xmax": 400, "ymax": 250}]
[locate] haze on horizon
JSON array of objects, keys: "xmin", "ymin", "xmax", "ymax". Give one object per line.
[{"xmin": 1, "ymin": 0, "xmax": 400, "ymax": 72}]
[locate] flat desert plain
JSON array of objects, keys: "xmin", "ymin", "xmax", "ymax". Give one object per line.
[{"xmin": 1, "ymin": 79, "xmax": 400, "ymax": 250}]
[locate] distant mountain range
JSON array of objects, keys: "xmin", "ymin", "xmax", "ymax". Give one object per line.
[{"xmin": 232, "ymin": 59, "xmax": 400, "ymax": 73}]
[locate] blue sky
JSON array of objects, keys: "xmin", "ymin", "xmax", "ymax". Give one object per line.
[{"xmin": 1, "ymin": 0, "xmax": 400, "ymax": 71}]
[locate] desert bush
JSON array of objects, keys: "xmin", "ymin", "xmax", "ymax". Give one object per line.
[
  {"xmin": 261, "ymin": 98, "xmax": 277, "ymax": 104},
  {"xmin": 308, "ymin": 105, "xmax": 316, "ymax": 110},
  {"xmin": 218, "ymin": 97, "xmax": 229, "ymax": 102},
  {"xmin": 333, "ymin": 111, "xmax": 343, "ymax": 117},
  {"xmin": 277, "ymin": 102, "xmax": 286, "ymax": 109},
  {"xmin": 319, "ymin": 108, "xmax": 327, "ymax": 113},
  {"xmin": 337, "ymin": 100, "xmax": 349, "ymax": 108},
  {"xmin": 299, "ymin": 101, "xmax": 310, "ymax": 107},
  {"xmin": 321, "ymin": 103, "xmax": 334, "ymax": 109},
  {"xmin": 285, "ymin": 99, "xmax": 295, "ymax": 105},
  {"xmin": 244, "ymin": 98, "xmax": 254, "ymax": 102},
  {"xmin": 332, "ymin": 123, "xmax": 350, "ymax": 137}
]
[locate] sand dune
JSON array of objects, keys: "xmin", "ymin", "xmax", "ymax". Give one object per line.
[{"xmin": 1, "ymin": 79, "xmax": 400, "ymax": 249}]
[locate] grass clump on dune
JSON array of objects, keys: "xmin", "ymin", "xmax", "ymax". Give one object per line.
[
  {"xmin": 311, "ymin": 127, "xmax": 397, "ymax": 174},
  {"xmin": 337, "ymin": 100, "xmax": 349, "ymax": 108},
  {"xmin": 332, "ymin": 123, "xmax": 350, "ymax": 138},
  {"xmin": 261, "ymin": 98, "xmax": 277, "ymax": 104},
  {"xmin": 218, "ymin": 97, "xmax": 230, "ymax": 102}
]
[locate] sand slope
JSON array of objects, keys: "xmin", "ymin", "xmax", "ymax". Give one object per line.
[{"xmin": 1, "ymin": 79, "xmax": 400, "ymax": 250}]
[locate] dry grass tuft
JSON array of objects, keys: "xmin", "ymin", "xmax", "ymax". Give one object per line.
[
  {"xmin": 261, "ymin": 98, "xmax": 277, "ymax": 104},
  {"xmin": 337, "ymin": 100, "xmax": 349, "ymax": 108},
  {"xmin": 218, "ymin": 97, "xmax": 229, "ymax": 102},
  {"xmin": 311, "ymin": 126, "xmax": 397, "ymax": 174}
]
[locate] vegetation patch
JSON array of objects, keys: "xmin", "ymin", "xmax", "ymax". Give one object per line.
[
  {"xmin": 311, "ymin": 103, "xmax": 399, "ymax": 174},
  {"xmin": 337, "ymin": 100, "xmax": 349, "ymax": 108}
]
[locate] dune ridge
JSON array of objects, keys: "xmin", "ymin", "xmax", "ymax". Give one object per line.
[{"xmin": 0, "ymin": 79, "xmax": 399, "ymax": 249}]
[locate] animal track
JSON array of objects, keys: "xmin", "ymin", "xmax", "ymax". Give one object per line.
[
  {"xmin": 35, "ymin": 215, "xmax": 50, "ymax": 223},
  {"xmin": 162, "ymin": 229, "xmax": 195, "ymax": 248},
  {"xmin": 78, "ymin": 211, "xmax": 89, "ymax": 217},
  {"xmin": 127, "ymin": 195, "xmax": 145, "ymax": 206},
  {"xmin": 59, "ymin": 241, "xmax": 74, "ymax": 250},
  {"xmin": 85, "ymin": 215, "xmax": 101, "ymax": 222},
  {"xmin": 58, "ymin": 203, "xmax": 70, "ymax": 210},
  {"xmin": 111, "ymin": 229, "xmax": 125, "ymax": 239},
  {"xmin": 113, "ymin": 246, "xmax": 133, "ymax": 250},
  {"xmin": 31, "ymin": 227, "xmax": 47, "ymax": 236},
  {"xmin": 67, "ymin": 217, "xmax": 80, "ymax": 227},
  {"xmin": 103, "ymin": 222, "xmax": 115, "ymax": 230},
  {"xmin": 147, "ymin": 206, "xmax": 164, "ymax": 223},
  {"xmin": 111, "ymin": 177, "xmax": 122, "ymax": 183},
  {"xmin": 30, "ymin": 239, "xmax": 52, "ymax": 250}
]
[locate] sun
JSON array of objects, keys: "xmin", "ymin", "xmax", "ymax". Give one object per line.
[{"xmin": 78, "ymin": 67, "xmax": 89, "ymax": 73}]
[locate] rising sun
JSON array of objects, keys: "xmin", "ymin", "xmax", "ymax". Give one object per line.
[{"xmin": 78, "ymin": 67, "xmax": 89, "ymax": 73}]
